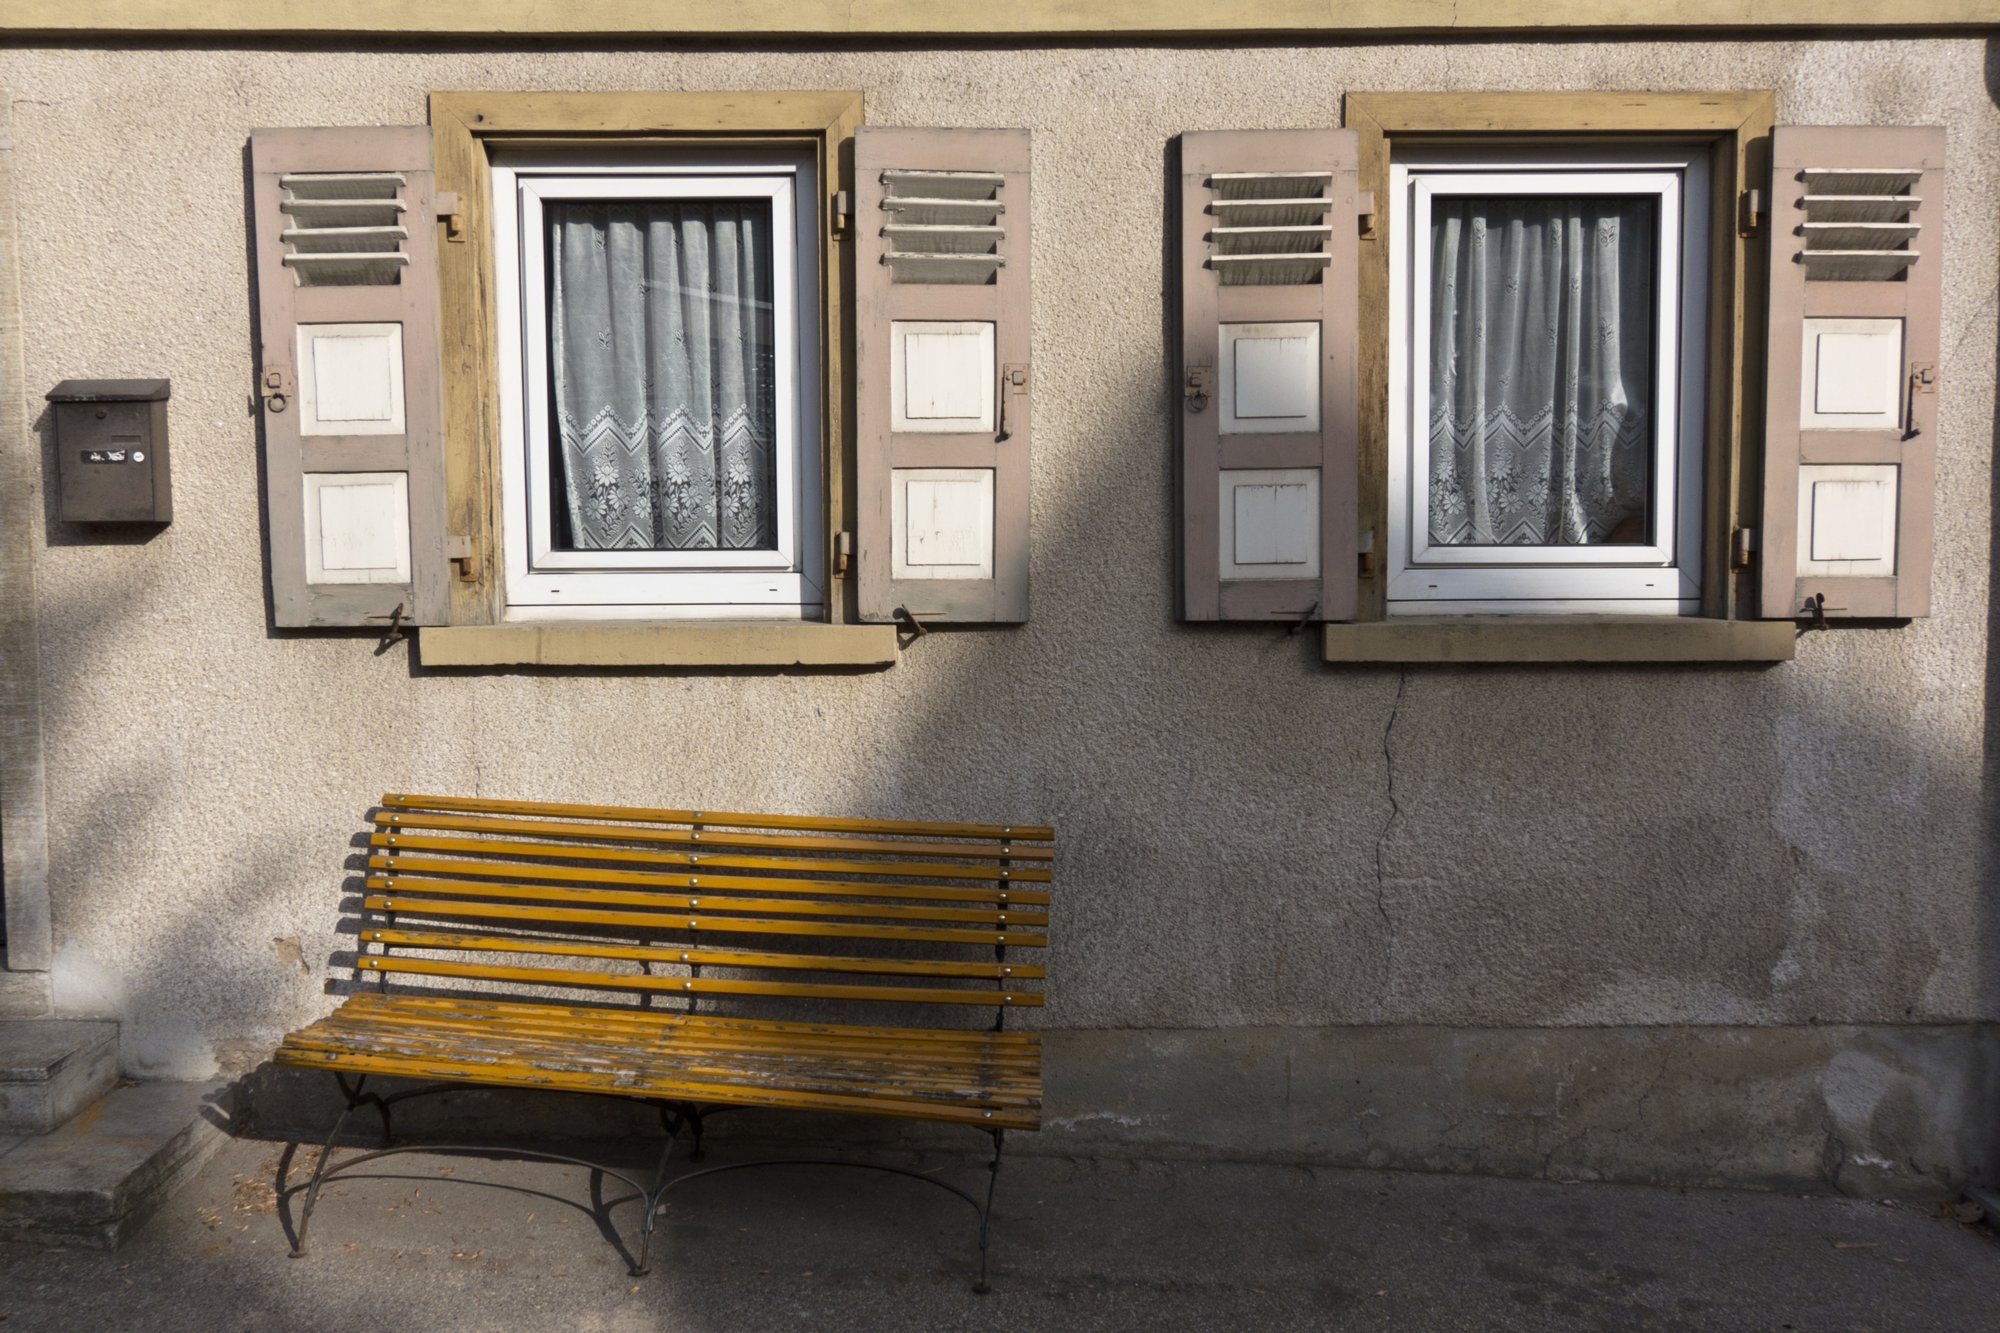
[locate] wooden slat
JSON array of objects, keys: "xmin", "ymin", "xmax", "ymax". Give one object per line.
[
  {"xmin": 276, "ymin": 1045, "xmax": 1039, "ymax": 1129},
  {"xmin": 363, "ymin": 929, "xmax": 1046, "ymax": 981},
  {"xmin": 355, "ymin": 955, "xmax": 1042, "ymax": 1006},
  {"xmin": 323, "ymin": 995, "xmax": 1042, "ymax": 1066},
  {"xmin": 382, "ymin": 792, "xmax": 1055, "ymax": 842},
  {"xmin": 337, "ymin": 992, "xmax": 1040, "ymax": 1048},
  {"xmin": 372, "ymin": 813, "xmax": 1050, "ymax": 882},
  {"xmin": 282, "ymin": 1026, "xmax": 1039, "ymax": 1103},
  {"xmin": 365, "ymin": 874, "xmax": 1049, "ymax": 927},
  {"xmin": 320, "ymin": 1004, "xmax": 1044, "ymax": 1071},
  {"xmin": 368, "ymin": 839, "xmax": 1053, "ymax": 904},
  {"xmin": 374, "ymin": 809, "xmax": 1053, "ymax": 862},
  {"xmin": 362, "ymin": 893, "xmax": 1048, "ymax": 948}
]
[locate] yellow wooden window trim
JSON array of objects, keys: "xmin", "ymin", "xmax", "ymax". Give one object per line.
[
  {"xmin": 1342, "ymin": 90, "xmax": 1776, "ymax": 641},
  {"xmin": 429, "ymin": 91, "xmax": 865, "ymax": 639}
]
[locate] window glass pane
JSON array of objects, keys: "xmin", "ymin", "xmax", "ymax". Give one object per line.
[
  {"xmin": 546, "ymin": 199, "xmax": 777, "ymax": 552},
  {"xmin": 1428, "ymin": 195, "xmax": 1657, "ymax": 547}
]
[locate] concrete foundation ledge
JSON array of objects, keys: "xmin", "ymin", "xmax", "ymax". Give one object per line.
[{"xmin": 235, "ymin": 1022, "xmax": 2000, "ymax": 1202}]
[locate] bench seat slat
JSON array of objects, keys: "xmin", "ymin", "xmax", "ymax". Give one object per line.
[
  {"xmin": 374, "ymin": 831, "xmax": 1051, "ymax": 884},
  {"xmin": 378, "ymin": 816, "xmax": 1064, "ymax": 876},
  {"xmin": 283, "ymin": 1029, "xmax": 1039, "ymax": 1104},
  {"xmin": 356, "ymin": 955, "xmax": 1043, "ymax": 1006},
  {"xmin": 383, "ymin": 793, "xmax": 1054, "ymax": 843},
  {"xmin": 366, "ymin": 874, "xmax": 1049, "ymax": 928},
  {"xmin": 362, "ymin": 929, "xmax": 1047, "ymax": 981},
  {"xmin": 337, "ymin": 992, "xmax": 1040, "ymax": 1048},
  {"xmin": 375, "ymin": 811, "xmax": 1054, "ymax": 863},
  {"xmin": 367, "ymin": 841, "xmax": 1053, "ymax": 905},
  {"xmin": 363, "ymin": 893, "xmax": 1048, "ymax": 948},
  {"xmin": 327, "ymin": 1007, "xmax": 1045, "ymax": 1070},
  {"xmin": 278, "ymin": 1046, "xmax": 1040, "ymax": 1129}
]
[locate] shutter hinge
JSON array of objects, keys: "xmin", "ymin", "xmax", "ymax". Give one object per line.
[
  {"xmin": 1357, "ymin": 190, "xmax": 1377, "ymax": 241},
  {"xmin": 445, "ymin": 535, "xmax": 477, "ymax": 582},
  {"xmin": 1358, "ymin": 527, "xmax": 1376, "ymax": 579},
  {"xmin": 1905, "ymin": 361, "xmax": 1937, "ymax": 439},
  {"xmin": 258, "ymin": 366, "xmax": 292, "ymax": 414},
  {"xmin": 1732, "ymin": 526, "xmax": 1757, "ymax": 570},
  {"xmin": 1738, "ymin": 187, "xmax": 1764, "ymax": 238},
  {"xmin": 997, "ymin": 364, "xmax": 1030, "ymax": 441},
  {"xmin": 437, "ymin": 191, "xmax": 464, "ymax": 243},
  {"xmin": 835, "ymin": 530, "xmax": 853, "ymax": 578},
  {"xmin": 1183, "ymin": 364, "xmax": 1214, "ymax": 414},
  {"xmin": 831, "ymin": 189, "xmax": 852, "ymax": 238}
]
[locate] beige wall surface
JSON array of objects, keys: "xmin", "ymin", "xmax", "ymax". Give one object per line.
[{"xmin": 0, "ymin": 38, "xmax": 1995, "ymax": 1078}]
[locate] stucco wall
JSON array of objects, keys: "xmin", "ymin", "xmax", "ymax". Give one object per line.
[{"xmin": 0, "ymin": 38, "xmax": 1994, "ymax": 1094}]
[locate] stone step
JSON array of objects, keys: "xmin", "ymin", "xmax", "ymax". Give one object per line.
[
  {"xmin": 0, "ymin": 1020, "xmax": 118, "ymax": 1135},
  {"xmin": 0, "ymin": 1079, "xmax": 230, "ymax": 1248}
]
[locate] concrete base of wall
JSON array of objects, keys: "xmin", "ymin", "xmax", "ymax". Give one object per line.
[{"xmin": 236, "ymin": 1023, "xmax": 2000, "ymax": 1201}]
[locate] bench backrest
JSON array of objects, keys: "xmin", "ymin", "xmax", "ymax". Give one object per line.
[{"xmin": 357, "ymin": 793, "xmax": 1053, "ymax": 1024}]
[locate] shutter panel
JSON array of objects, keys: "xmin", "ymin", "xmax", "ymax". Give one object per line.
[
  {"xmin": 1178, "ymin": 130, "xmax": 1360, "ymax": 623},
  {"xmin": 250, "ymin": 127, "xmax": 448, "ymax": 628},
  {"xmin": 1760, "ymin": 125, "xmax": 1943, "ymax": 621},
  {"xmin": 854, "ymin": 128, "xmax": 1031, "ymax": 624}
]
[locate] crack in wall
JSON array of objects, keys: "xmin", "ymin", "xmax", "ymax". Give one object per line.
[{"xmin": 1373, "ymin": 667, "xmax": 1408, "ymax": 1013}]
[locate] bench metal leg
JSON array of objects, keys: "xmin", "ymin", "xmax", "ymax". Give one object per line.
[
  {"xmin": 290, "ymin": 1076, "xmax": 368, "ymax": 1258},
  {"xmin": 974, "ymin": 1128, "xmax": 1005, "ymax": 1295}
]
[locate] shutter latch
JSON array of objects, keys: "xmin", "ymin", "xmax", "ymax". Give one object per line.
[
  {"xmin": 1184, "ymin": 364, "xmax": 1215, "ymax": 414},
  {"xmin": 259, "ymin": 366, "xmax": 292, "ymax": 414},
  {"xmin": 437, "ymin": 191, "xmax": 464, "ymax": 243}
]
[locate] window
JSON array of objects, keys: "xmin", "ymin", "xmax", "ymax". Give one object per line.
[
  {"xmin": 1386, "ymin": 145, "xmax": 1709, "ymax": 613},
  {"xmin": 490, "ymin": 149, "xmax": 823, "ymax": 620}
]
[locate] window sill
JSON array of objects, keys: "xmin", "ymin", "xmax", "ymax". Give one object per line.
[
  {"xmin": 417, "ymin": 622, "xmax": 899, "ymax": 668},
  {"xmin": 1321, "ymin": 616, "xmax": 1795, "ymax": 665}
]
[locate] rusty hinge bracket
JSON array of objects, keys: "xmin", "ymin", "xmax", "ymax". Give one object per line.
[
  {"xmin": 1738, "ymin": 187, "xmax": 1764, "ymax": 238},
  {"xmin": 437, "ymin": 191, "xmax": 464, "ymax": 243},
  {"xmin": 445, "ymin": 535, "xmax": 476, "ymax": 582}
]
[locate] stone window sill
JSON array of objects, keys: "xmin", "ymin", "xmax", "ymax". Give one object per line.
[
  {"xmin": 1321, "ymin": 617, "xmax": 1795, "ymax": 664},
  {"xmin": 417, "ymin": 622, "xmax": 899, "ymax": 668}
]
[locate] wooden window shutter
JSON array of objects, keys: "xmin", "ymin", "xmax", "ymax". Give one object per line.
[
  {"xmin": 1178, "ymin": 130, "xmax": 1360, "ymax": 623},
  {"xmin": 854, "ymin": 127, "xmax": 1031, "ymax": 624},
  {"xmin": 249, "ymin": 127, "xmax": 449, "ymax": 629},
  {"xmin": 1759, "ymin": 125, "xmax": 1944, "ymax": 621}
]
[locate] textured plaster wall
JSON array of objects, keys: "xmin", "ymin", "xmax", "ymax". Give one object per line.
[{"xmin": 0, "ymin": 38, "xmax": 1995, "ymax": 1085}]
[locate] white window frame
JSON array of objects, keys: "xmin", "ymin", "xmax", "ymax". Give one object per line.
[
  {"xmin": 1387, "ymin": 145, "xmax": 1709, "ymax": 614},
  {"xmin": 491, "ymin": 150, "xmax": 824, "ymax": 620}
]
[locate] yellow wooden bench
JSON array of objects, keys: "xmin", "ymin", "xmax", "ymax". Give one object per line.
[{"xmin": 276, "ymin": 792, "xmax": 1053, "ymax": 1289}]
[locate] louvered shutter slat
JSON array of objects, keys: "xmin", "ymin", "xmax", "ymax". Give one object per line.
[
  {"xmin": 1179, "ymin": 131, "xmax": 1361, "ymax": 622},
  {"xmin": 250, "ymin": 128, "xmax": 448, "ymax": 628},
  {"xmin": 855, "ymin": 128, "xmax": 1032, "ymax": 624},
  {"xmin": 1759, "ymin": 125, "xmax": 1944, "ymax": 621}
]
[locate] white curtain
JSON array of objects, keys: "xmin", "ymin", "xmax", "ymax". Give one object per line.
[
  {"xmin": 1427, "ymin": 196, "xmax": 1655, "ymax": 547},
  {"xmin": 548, "ymin": 200, "xmax": 776, "ymax": 551}
]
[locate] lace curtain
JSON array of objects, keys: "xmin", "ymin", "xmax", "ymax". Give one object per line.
[
  {"xmin": 547, "ymin": 200, "xmax": 777, "ymax": 551},
  {"xmin": 1427, "ymin": 196, "xmax": 1655, "ymax": 547}
]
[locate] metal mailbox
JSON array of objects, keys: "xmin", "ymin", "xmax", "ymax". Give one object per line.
[{"xmin": 47, "ymin": 379, "xmax": 172, "ymax": 524}]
